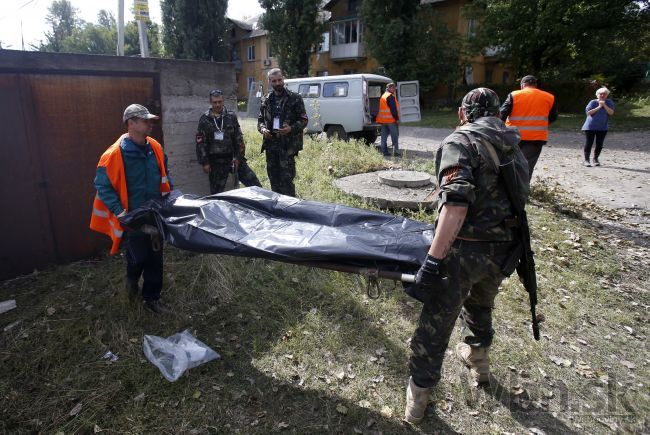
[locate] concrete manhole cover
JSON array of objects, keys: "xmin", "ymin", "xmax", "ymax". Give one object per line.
[
  {"xmin": 334, "ymin": 170, "xmax": 437, "ymax": 210},
  {"xmin": 378, "ymin": 170, "xmax": 432, "ymax": 188}
]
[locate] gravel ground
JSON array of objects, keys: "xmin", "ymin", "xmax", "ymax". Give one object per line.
[
  {"xmin": 394, "ymin": 125, "xmax": 650, "ymax": 242},
  {"xmin": 395, "ymin": 126, "xmax": 650, "ymax": 211}
]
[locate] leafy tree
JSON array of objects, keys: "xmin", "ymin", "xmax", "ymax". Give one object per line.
[
  {"xmin": 38, "ymin": 0, "xmax": 81, "ymax": 52},
  {"xmin": 160, "ymin": 0, "xmax": 229, "ymax": 61},
  {"xmin": 359, "ymin": 0, "xmax": 420, "ymax": 82},
  {"xmin": 464, "ymin": 0, "xmax": 650, "ymax": 89},
  {"xmin": 360, "ymin": 0, "xmax": 460, "ymax": 91},
  {"xmin": 39, "ymin": 8, "xmax": 162, "ymax": 57},
  {"xmin": 259, "ymin": 0, "xmax": 325, "ymax": 77}
]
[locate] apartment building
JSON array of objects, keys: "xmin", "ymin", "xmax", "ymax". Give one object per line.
[
  {"xmin": 229, "ymin": 16, "xmax": 279, "ymax": 99},
  {"xmin": 230, "ymin": 0, "xmax": 513, "ymax": 99}
]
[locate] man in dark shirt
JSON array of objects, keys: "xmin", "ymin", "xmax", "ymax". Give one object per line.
[
  {"xmin": 257, "ymin": 69, "xmax": 308, "ymax": 197},
  {"xmin": 499, "ymin": 75, "xmax": 557, "ymax": 180},
  {"xmin": 196, "ymin": 89, "xmax": 261, "ymax": 194}
]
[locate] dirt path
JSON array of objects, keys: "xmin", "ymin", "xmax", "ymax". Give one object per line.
[
  {"xmin": 397, "ymin": 126, "xmax": 650, "ymax": 235},
  {"xmin": 398, "ymin": 126, "xmax": 649, "ymax": 209}
]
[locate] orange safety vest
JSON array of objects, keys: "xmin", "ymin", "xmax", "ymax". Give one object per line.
[
  {"xmin": 89, "ymin": 134, "xmax": 171, "ymax": 255},
  {"xmin": 506, "ymin": 87, "xmax": 555, "ymax": 141},
  {"xmin": 376, "ymin": 91, "xmax": 400, "ymax": 124}
]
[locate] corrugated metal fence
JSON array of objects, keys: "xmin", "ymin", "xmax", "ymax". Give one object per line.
[{"xmin": 0, "ymin": 61, "xmax": 161, "ymax": 279}]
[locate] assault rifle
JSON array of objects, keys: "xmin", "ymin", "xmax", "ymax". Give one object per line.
[{"xmin": 500, "ymin": 158, "xmax": 541, "ymax": 340}]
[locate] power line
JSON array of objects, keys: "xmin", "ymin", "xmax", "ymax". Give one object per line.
[{"xmin": 0, "ymin": 0, "xmax": 40, "ymax": 22}]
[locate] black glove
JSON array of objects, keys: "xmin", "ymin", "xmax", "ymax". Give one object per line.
[{"xmin": 404, "ymin": 255, "xmax": 448, "ymax": 306}]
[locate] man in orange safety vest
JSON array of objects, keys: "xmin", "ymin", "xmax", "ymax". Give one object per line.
[
  {"xmin": 377, "ymin": 83, "xmax": 401, "ymax": 157},
  {"xmin": 90, "ymin": 104, "xmax": 173, "ymax": 314},
  {"xmin": 500, "ymin": 75, "xmax": 557, "ymax": 181}
]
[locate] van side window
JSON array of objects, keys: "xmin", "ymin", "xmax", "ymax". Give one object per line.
[
  {"xmin": 323, "ymin": 82, "xmax": 349, "ymax": 97},
  {"xmin": 368, "ymin": 85, "xmax": 382, "ymax": 98},
  {"xmin": 298, "ymin": 84, "xmax": 321, "ymax": 98}
]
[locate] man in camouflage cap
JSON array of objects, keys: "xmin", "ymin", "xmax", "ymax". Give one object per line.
[
  {"xmin": 257, "ymin": 68, "xmax": 308, "ymax": 197},
  {"xmin": 196, "ymin": 89, "xmax": 262, "ymax": 194},
  {"xmin": 403, "ymin": 88, "xmax": 530, "ymax": 424}
]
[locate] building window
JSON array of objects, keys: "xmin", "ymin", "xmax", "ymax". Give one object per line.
[
  {"xmin": 247, "ymin": 45, "xmax": 255, "ymax": 61},
  {"xmin": 323, "ymin": 82, "xmax": 349, "ymax": 97},
  {"xmin": 464, "ymin": 65, "xmax": 474, "ymax": 85},
  {"xmin": 343, "ymin": 69, "xmax": 358, "ymax": 75},
  {"xmin": 331, "ymin": 20, "xmax": 360, "ymax": 45},
  {"xmin": 298, "ymin": 84, "xmax": 321, "ymax": 98},
  {"xmin": 467, "ymin": 19, "xmax": 477, "ymax": 38},
  {"xmin": 267, "ymin": 43, "xmax": 273, "ymax": 58},
  {"xmin": 348, "ymin": 0, "xmax": 357, "ymax": 12},
  {"xmin": 485, "ymin": 67, "xmax": 493, "ymax": 84},
  {"xmin": 247, "ymin": 77, "xmax": 256, "ymax": 92},
  {"xmin": 502, "ymin": 71, "xmax": 510, "ymax": 84},
  {"xmin": 316, "ymin": 70, "xmax": 329, "ymax": 77},
  {"xmin": 318, "ymin": 32, "xmax": 330, "ymax": 53}
]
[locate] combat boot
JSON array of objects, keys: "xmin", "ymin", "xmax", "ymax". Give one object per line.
[
  {"xmin": 456, "ymin": 342, "xmax": 490, "ymax": 384},
  {"xmin": 404, "ymin": 376, "xmax": 431, "ymax": 424}
]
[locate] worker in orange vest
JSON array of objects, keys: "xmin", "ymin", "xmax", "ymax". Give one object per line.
[
  {"xmin": 500, "ymin": 75, "xmax": 557, "ymax": 180},
  {"xmin": 90, "ymin": 104, "xmax": 173, "ymax": 314},
  {"xmin": 377, "ymin": 83, "xmax": 401, "ymax": 157}
]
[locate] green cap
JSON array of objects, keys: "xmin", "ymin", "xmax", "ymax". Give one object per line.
[{"xmin": 123, "ymin": 104, "xmax": 159, "ymax": 122}]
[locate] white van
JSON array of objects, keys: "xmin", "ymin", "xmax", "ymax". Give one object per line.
[{"xmin": 284, "ymin": 74, "xmax": 420, "ymax": 143}]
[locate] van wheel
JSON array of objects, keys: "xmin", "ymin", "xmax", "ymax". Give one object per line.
[
  {"xmin": 362, "ymin": 132, "xmax": 378, "ymax": 145},
  {"xmin": 326, "ymin": 125, "xmax": 348, "ymax": 141}
]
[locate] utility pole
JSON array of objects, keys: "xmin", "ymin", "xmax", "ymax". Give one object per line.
[
  {"xmin": 117, "ymin": 0, "xmax": 125, "ymax": 56},
  {"xmin": 137, "ymin": 20, "xmax": 150, "ymax": 58}
]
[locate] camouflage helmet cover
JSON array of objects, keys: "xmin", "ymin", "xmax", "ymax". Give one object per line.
[{"xmin": 461, "ymin": 87, "xmax": 500, "ymax": 122}]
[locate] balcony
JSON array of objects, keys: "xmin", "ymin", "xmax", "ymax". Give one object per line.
[
  {"xmin": 330, "ymin": 19, "xmax": 364, "ymax": 60},
  {"xmin": 330, "ymin": 42, "xmax": 364, "ymax": 60}
]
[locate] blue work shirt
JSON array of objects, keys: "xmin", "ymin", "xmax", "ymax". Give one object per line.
[
  {"xmin": 581, "ymin": 99, "xmax": 614, "ymax": 131},
  {"xmin": 94, "ymin": 136, "xmax": 173, "ymax": 216}
]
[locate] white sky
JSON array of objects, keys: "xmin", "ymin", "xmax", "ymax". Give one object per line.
[{"xmin": 0, "ymin": 0, "xmax": 264, "ymax": 50}]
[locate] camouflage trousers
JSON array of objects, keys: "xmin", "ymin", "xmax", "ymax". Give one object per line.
[
  {"xmin": 208, "ymin": 155, "xmax": 262, "ymax": 195},
  {"xmin": 409, "ymin": 240, "xmax": 516, "ymax": 388},
  {"xmin": 265, "ymin": 146, "xmax": 297, "ymax": 197}
]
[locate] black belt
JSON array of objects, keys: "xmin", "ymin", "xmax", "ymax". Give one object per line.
[{"xmin": 452, "ymin": 239, "xmax": 518, "ymax": 255}]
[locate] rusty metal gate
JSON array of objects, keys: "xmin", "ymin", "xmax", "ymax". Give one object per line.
[{"xmin": 0, "ymin": 71, "xmax": 161, "ymax": 280}]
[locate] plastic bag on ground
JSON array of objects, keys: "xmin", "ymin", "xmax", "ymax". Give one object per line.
[{"xmin": 143, "ymin": 329, "xmax": 220, "ymax": 382}]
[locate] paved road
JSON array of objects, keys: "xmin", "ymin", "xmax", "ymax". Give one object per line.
[{"xmin": 395, "ymin": 126, "xmax": 650, "ymax": 211}]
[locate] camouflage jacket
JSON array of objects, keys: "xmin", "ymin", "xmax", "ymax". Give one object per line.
[
  {"xmin": 257, "ymin": 88, "xmax": 308, "ymax": 156},
  {"xmin": 196, "ymin": 108, "xmax": 243, "ymax": 165},
  {"xmin": 435, "ymin": 116, "xmax": 529, "ymax": 241}
]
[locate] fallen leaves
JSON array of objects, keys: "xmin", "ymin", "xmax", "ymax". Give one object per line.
[
  {"xmin": 550, "ymin": 355, "xmax": 572, "ymax": 367},
  {"xmin": 620, "ymin": 360, "xmax": 636, "ymax": 370},
  {"xmin": 380, "ymin": 406, "xmax": 393, "ymax": 418},
  {"xmin": 68, "ymin": 402, "xmax": 82, "ymax": 417}
]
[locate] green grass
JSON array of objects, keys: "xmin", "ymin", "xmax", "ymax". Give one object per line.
[
  {"xmin": 414, "ymin": 96, "xmax": 650, "ymax": 131},
  {"xmin": 0, "ymin": 130, "xmax": 648, "ymax": 433}
]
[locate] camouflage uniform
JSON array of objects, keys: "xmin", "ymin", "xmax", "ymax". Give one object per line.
[
  {"xmin": 257, "ymin": 88, "xmax": 308, "ymax": 197},
  {"xmin": 196, "ymin": 107, "xmax": 261, "ymax": 194},
  {"xmin": 409, "ymin": 115, "xmax": 530, "ymax": 388}
]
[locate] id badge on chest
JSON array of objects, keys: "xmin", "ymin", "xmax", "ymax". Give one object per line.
[
  {"xmin": 273, "ymin": 117, "xmax": 280, "ymax": 130},
  {"xmin": 214, "ymin": 131, "xmax": 224, "ymax": 141}
]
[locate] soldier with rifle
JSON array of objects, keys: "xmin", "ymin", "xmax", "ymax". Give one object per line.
[{"xmin": 403, "ymin": 88, "xmax": 538, "ymax": 424}]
